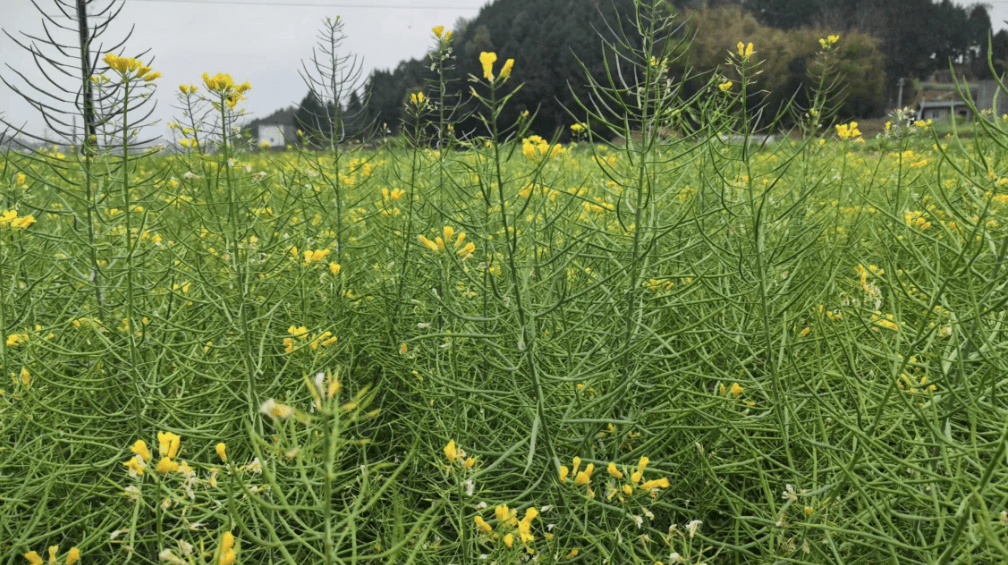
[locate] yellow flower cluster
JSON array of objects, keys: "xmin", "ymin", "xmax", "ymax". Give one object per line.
[
  {"xmin": 382, "ymin": 187, "xmax": 405, "ymax": 202},
  {"xmin": 219, "ymin": 531, "xmax": 237, "ymax": 565},
  {"xmin": 719, "ymin": 382, "xmax": 745, "ymax": 397},
  {"xmin": 718, "ymin": 80, "xmax": 733, "ymax": 92},
  {"xmin": 561, "ymin": 456, "xmax": 670, "ymax": 502},
  {"xmin": 260, "ymin": 398, "xmax": 294, "ymax": 419},
  {"xmin": 202, "ymin": 73, "xmax": 251, "ymax": 108},
  {"xmin": 179, "ymin": 84, "xmax": 198, "ymax": 95},
  {"xmin": 442, "ymin": 439, "xmax": 476, "ymax": 469},
  {"xmin": 6, "ymin": 331, "xmax": 29, "ymax": 347},
  {"xmin": 0, "ymin": 209, "xmax": 36, "ymax": 230},
  {"xmin": 479, "ymin": 52, "xmax": 514, "ymax": 81},
  {"xmin": 283, "ymin": 324, "xmax": 337, "ymax": 353},
  {"xmin": 903, "ymin": 210, "xmax": 932, "ymax": 230},
  {"xmin": 558, "ymin": 456, "xmax": 596, "ymax": 497},
  {"xmin": 24, "ymin": 546, "xmax": 79, "ymax": 565},
  {"xmin": 736, "ymin": 41, "xmax": 754, "ymax": 60},
  {"xmin": 870, "ymin": 311, "xmax": 899, "ymax": 331},
  {"xmin": 522, "ymin": 135, "xmax": 565, "ymax": 160},
  {"xmin": 418, "ymin": 226, "xmax": 476, "ymax": 258},
  {"xmin": 103, "ymin": 53, "xmax": 160, "ymax": 81},
  {"xmin": 289, "ymin": 246, "xmax": 330, "ymax": 266},
  {"xmin": 835, "ymin": 121, "xmax": 862, "ymax": 140},
  {"xmin": 432, "ymin": 25, "xmax": 452, "ymax": 41},
  {"xmin": 303, "ymin": 248, "xmax": 330, "ymax": 266},
  {"xmin": 156, "ymin": 431, "xmax": 182, "ymax": 473},
  {"xmin": 410, "ymin": 91, "xmax": 426, "ymax": 106},
  {"xmin": 818, "ymin": 34, "xmax": 840, "ymax": 49},
  {"xmin": 473, "ymin": 504, "xmax": 539, "ymax": 552}
]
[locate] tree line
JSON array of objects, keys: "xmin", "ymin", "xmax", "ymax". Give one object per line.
[{"xmin": 285, "ymin": 0, "xmax": 1005, "ymax": 142}]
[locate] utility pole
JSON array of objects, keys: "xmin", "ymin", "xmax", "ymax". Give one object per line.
[{"xmin": 76, "ymin": 0, "xmax": 96, "ymax": 155}]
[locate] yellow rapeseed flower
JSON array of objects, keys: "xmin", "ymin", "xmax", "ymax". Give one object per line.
[
  {"xmin": 736, "ymin": 42, "xmax": 754, "ymax": 59},
  {"xmin": 433, "ymin": 25, "xmax": 445, "ymax": 38},
  {"xmin": 124, "ymin": 455, "xmax": 146, "ymax": 476},
  {"xmin": 607, "ymin": 462, "xmax": 624, "ymax": 479},
  {"xmin": 640, "ymin": 477, "xmax": 670, "ymax": 490},
  {"xmin": 157, "ymin": 431, "xmax": 181, "ymax": 459},
  {"xmin": 500, "ymin": 58, "xmax": 515, "ymax": 80},
  {"xmin": 480, "ymin": 52, "xmax": 497, "ymax": 80},
  {"xmin": 718, "ymin": 80, "xmax": 733, "ymax": 92},
  {"xmin": 66, "ymin": 548, "xmax": 80, "ymax": 565},
  {"xmin": 156, "ymin": 457, "xmax": 180, "ymax": 474},
  {"xmin": 475, "ymin": 515, "xmax": 493, "ymax": 534},
  {"xmin": 418, "ymin": 235, "xmax": 440, "ymax": 253},
  {"xmin": 835, "ymin": 121, "xmax": 862, "ymax": 140},
  {"xmin": 25, "ymin": 551, "xmax": 43, "ymax": 565},
  {"xmin": 573, "ymin": 463, "xmax": 594, "ymax": 485},
  {"xmin": 216, "ymin": 442, "xmax": 227, "ymax": 463},
  {"xmin": 729, "ymin": 382, "xmax": 744, "ymax": 397},
  {"xmin": 131, "ymin": 439, "xmax": 152, "ymax": 461},
  {"xmin": 260, "ymin": 398, "xmax": 294, "ymax": 419},
  {"xmin": 444, "ymin": 439, "xmax": 459, "ymax": 462},
  {"xmin": 559, "ymin": 465, "xmax": 570, "ymax": 482}
]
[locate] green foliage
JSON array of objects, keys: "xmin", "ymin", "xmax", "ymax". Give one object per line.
[{"xmin": 685, "ymin": 5, "xmax": 886, "ymax": 123}]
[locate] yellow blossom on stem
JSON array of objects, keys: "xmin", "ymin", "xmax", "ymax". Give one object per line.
[
  {"xmin": 131, "ymin": 439, "xmax": 152, "ymax": 461},
  {"xmin": 736, "ymin": 42, "xmax": 754, "ymax": 59},
  {"xmin": 157, "ymin": 431, "xmax": 181, "ymax": 459},
  {"xmin": 574, "ymin": 463, "xmax": 594, "ymax": 486},
  {"xmin": 433, "ymin": 25, "xmax": 445, "ymax": 38},
  {"xmin": 640, "ymin": 477, "xmax": 670, "ymax": 490},
  {"xmin": 216, "ymin": 442, "xmax": 227, "ymax": 463},
  {"xmin": 719, "ymin": 80, "xmax": 733, "ymax": 92},
  {"xmin": 729, "ymin": 382, "xmax": 744, "ymax": 397},
  {"xmin": 500, "ymin": 58, "xmax": 515, "ymax": 79},
  {"xmin": 260, "ymin": 398, "xmax": 294, "ymax": 419},
  {"xmin": 66, "ymin": 548, "xmax": 80, "ymax": 565},
  {"xmin": 124, "ymin": 455, "xmax": 146, "ymax": 476},
  {"xmin": 475, "ymin": 515, "xmax": 493, "ymax": 534},
  {"xmin": 607, "ymin": 462, "xmax": 624, "ymax": 478},
  {"xmin": 444, "ymin": 440, "xmax": 459, "ymax": 462},
  {"xmin": 835, "ymin": 121, "xmax": 862, "ymax": 140},
  {"xmin": 156, "ymin": 457, "xmax": 180, "ymax": 474},
  {"xmin": 479, "ymin": 52, "xmax": 497, "ymax": 80},
  {"xmin": 559, "ymin": 465, "xmax": 569, "ymax": 482},
  {"xmin": 418, "ymin": 235, "xmax": 440, "ymax": 253},
  {"xmin": 25, "ymin": 552, "xmax": 43, "ymax": 565}
]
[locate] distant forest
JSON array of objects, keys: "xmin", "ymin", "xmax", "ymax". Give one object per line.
[{"xmin": 282, "ymin": 0, "xmax": 1006, "ymax": 140}]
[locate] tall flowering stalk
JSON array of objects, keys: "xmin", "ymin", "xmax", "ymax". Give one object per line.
[
  {"xmin": 469, "ymin": 51, "xmax": 557, "ymax": 477},
  {"xmin": 202, "ymin": 71, "xmax": 261, "ymax": 421},
  {"xmin": 104, "ymin": 52, "xmax": 160, "ymax": 436}
]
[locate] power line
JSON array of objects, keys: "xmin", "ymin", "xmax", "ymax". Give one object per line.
[{"xmin": 131, "ymin": 0, "xmax": 481, "ymax": 8}]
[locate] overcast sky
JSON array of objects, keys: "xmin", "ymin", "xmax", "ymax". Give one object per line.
[
  {"xmin": 3, "ymin": 0, "xmax": 1008, "ymax": 142},
  {"xmin": 0, "ymin": 0, "xmax": 488, "ymax": 140}
]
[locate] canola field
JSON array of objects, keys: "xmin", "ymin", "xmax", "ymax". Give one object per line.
[
  {"xmin": 4, "ymin": 120, "xmax": 1008, "ymax": 564},
  {"xmin": 4, "ymin": 28, "xmax": 1008, "ymax": 565}
]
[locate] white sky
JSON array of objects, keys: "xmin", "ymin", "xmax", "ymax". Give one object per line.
[
  {"xmin": 0, "ymin": 0, "xmax": 488, "ymax": 140},
  {"xmin": 2, "ymin": 0, "xmax": 1008, "ymax": 142}
]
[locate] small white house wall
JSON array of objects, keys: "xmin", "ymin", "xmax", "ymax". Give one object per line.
[{"xmin": 257, "ymin": 125, "xmax": 287, "ymax": 147}]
